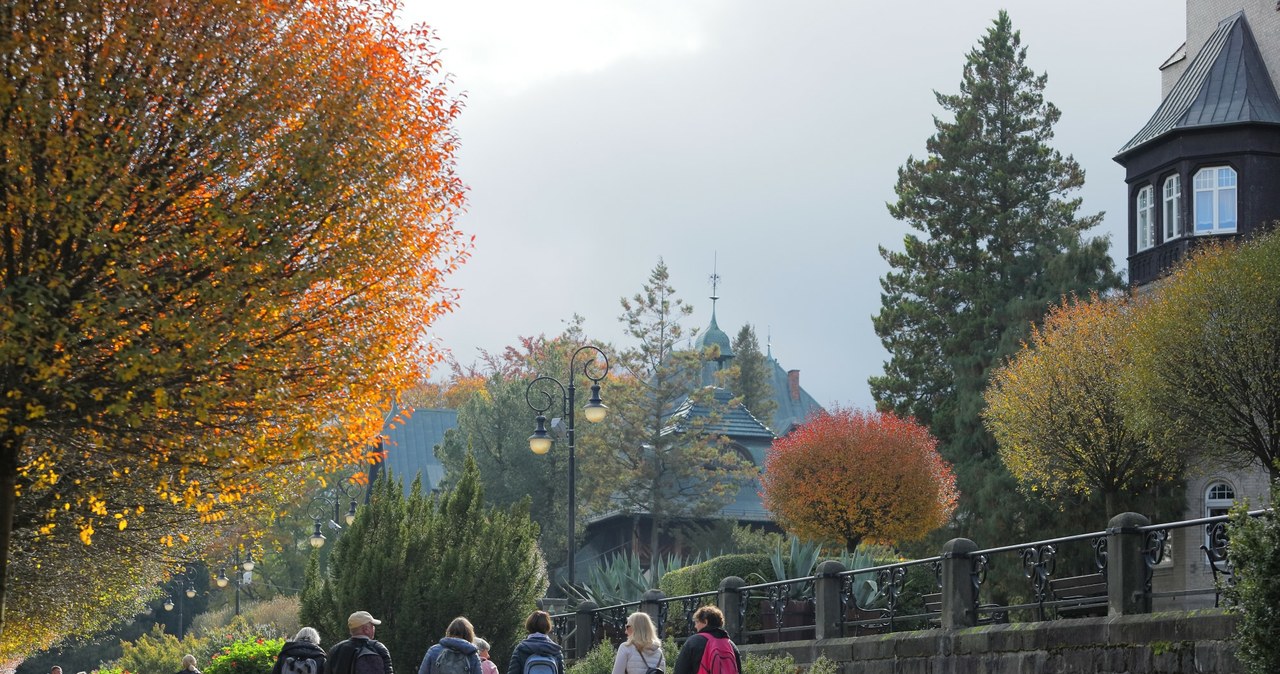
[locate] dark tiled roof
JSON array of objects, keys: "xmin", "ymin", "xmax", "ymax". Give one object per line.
[
  {"xmin": 1118, "ymin": 13, "xmax": 1280, "ymax": 157},
  {"xmin": 767, "ymin": 357, "xmax": 825, "ymax": 435},
  {"xmin": 665, "ymin": 387, "xmax": 776, "ymax": 440},
  {"xmin": 377, "ymin": 407, "xmax": 456, "ymax": 493}
]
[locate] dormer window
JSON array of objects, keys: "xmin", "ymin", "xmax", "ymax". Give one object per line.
[
  {"xmin": 1193, "ymin": 166, "xmax": 1237, "ymax": 234},
  {"xmin": 1163, "ymin": 175, "xmax": 1182, "ymax": 240},
  {"xmin": 1136, "ymin": 185, "xmax": 1155, "ymax": 251}
]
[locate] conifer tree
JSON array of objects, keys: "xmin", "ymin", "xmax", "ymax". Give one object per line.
[
  {"xmin": 304, "ymin": 457, "xmax": 544, "ymax": 666},
  {"xmin": 727, "ymin": 325, "xmax": 777, "ymax": 428},
  {"xmin": 870, "ymin": 12, "xmax": 1121, "ymax": 546},
  {"xmin": 579, "ymin": 260, "xmax": 755, "ymax": 565}
]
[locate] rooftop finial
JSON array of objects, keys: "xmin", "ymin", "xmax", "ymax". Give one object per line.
[{"xmin": 709, "ymin": 252, "xmax": 720, "ymax": 307}]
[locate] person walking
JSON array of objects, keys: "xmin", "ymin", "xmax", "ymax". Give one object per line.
[
  {"xmin": 611, "ymin": 613, "xmax": 664, "ymax": 674},
  {"xmin": 508, "ymin": 611, "xmax": 564, "ymax": 674},
  {"xmin": 274, "ymin": 627, "xmax": 328, "ymax": 674},
  {"xmin": 418, "ymin": 617, "xmax": 482, "ymax": 674},
  {"xmin": 176, "ymin": 654, "xmax": 202, "ymax": 674},
  {"xmin": 473, "ymin": 638, "xmax": 499, "ymax": 674},
  {"xmin": 672, "ymin": 607, "xmax": 740, "ymax": 674},
  {"xmin": 327, "ymin": 611, "xmax": 394, "ymax": 674}
]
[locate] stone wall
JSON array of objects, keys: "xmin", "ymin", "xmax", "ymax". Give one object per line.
[{"xmin": 741, "ymin": 610, "xmax": 1239, "ymax": 674}]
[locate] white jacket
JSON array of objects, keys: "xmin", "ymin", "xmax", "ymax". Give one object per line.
[{"xmin": 611, "ymin": 642, "xmax": 664, "ymax": 674}]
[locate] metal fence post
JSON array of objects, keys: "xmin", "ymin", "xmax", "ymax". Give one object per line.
[
  {"xmin": 574, "ymin": 600, "xmax": 597, "ymax": 660},
  {"xmin": 940, "ymin": 538, "xmax": 978, "ymax": 629},
  {"xmin": 1107, "ymin": 512, "xmax": 1151, "ymax": 616},
  {"xmin": 814, "ymin": 560, "xmax": 846, "ymax": 640}
]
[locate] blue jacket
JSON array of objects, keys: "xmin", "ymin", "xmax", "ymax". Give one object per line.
[
  {"xmin": 418, "ymin": 637, "xmax": 482, "ymax": 674},
  {"xmin": 507, "ymin": 633, "xmax": 564, "ymax": 674}
]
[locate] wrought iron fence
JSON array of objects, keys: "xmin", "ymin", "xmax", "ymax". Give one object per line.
[{"xmin": 550, "ymin": 508, "xmax": 1269, "ymax": 655}]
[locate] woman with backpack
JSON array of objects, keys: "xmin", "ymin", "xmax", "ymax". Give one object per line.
[
  {"xmin": 508, "ymin": 611, "xmax": 564, "ymax": 674},
  {"xmin": 611, "ymin": 612, "xmax": 664, "ymax": 674},
  {"xmin": 672, "ymin": 607, "xmax": 741, "ymax": 674},
  {"xmin": 273, "ymin": 627, "xmax": 327, "ymax": 674},
  {"xmin": 418, "ymin": 617, "xmax": 483, "ymax": 674}
]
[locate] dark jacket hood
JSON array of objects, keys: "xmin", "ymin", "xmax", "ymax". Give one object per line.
[
  {"xmin": 439, "ymin": 637, "xmax": 479, "ymax": 655},
  {"xmin": 281, "ymin": 641, "xmax": 327, "ymax": 660},
  {"xmin": 520, "ymin": 633, "xmax": 562, "ymax": 657}
]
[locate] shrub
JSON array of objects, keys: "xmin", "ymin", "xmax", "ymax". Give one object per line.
[
  {"xmin": 1225, "ymin": 488, "xmax": 1280, "ymax": 674},
  {"xmin": 742, "ymin": 653, "xmax": 797, "ymax": 674},
  {"xmin": 659, "ymin": 554, "xmax": 772, "ymax": 598},
  {"xmin": 113, "ymin": 625, "xmax": 210, "ymax": 674},
  {"xmin": 807, "ymin": 655, "xmax": 838, "ymax": 674},
  {"xmin": 204, "ymin": 637, "xmax": 285, "ymax": 674},
  {"xmin": 192, "ymin": 596, "xmax": 300, "ymax": 642},
  {"xmin": 566, "ymin": 641, "xmax": 616, "ymax": 674}
]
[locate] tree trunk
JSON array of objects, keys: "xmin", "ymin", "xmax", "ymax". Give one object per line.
[{"xmin": 0, "ymin": 430, "xmax": 21, "ymax": 636}]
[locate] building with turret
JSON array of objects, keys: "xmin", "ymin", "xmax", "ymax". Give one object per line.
[{"xmin": 1116, "ymin": 0, "xmax": 1277, "ymax": 609}]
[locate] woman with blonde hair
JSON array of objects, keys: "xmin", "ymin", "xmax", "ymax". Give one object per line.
[{"xmin": 610, "ymin": 612, "xmax": 664, "ymax": 674}]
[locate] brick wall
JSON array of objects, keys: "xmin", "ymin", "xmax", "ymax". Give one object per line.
[{"xmin": 1161, "ymin": 0, "xmax": 1280, "ymax": 96}]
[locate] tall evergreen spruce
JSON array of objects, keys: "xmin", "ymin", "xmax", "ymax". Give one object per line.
[
  {"xmin": 301, "ymin": 457, "xmax": 545, "ymax": 666},
  {"xmin": 727, "ymin": 324, "xmax": 776, "ymax": 426},
  {"xmin": 580, "ymin": 260, "xmax": 755, "ymax": 566},
  {"xmin": 870, "ymin": 12, "xmax": 1121, "ymax": 555}
]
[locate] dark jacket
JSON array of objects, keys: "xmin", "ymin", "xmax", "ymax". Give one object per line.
[
  {"xmin": 507, "ymin": 633, "xmax": 564, "ymax": 674},
  {"xmin": 418, "ymin": 637, "xmax": 482, "ymax": 674},
  {"xmin": 327, "ymin": 636, "xmax": 394, "ymax": 674},
  {"xmin": 672, "ymin": 627, "xmax": 741, "ymax": 674},
  {"xmin": 274, "ymin": 641, "xmax": 328, "ymax": 674}
]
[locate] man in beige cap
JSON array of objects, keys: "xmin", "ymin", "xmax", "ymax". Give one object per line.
[{"xmin": 325, "ymin": 611, "xmax": 393, "ymax": 674}]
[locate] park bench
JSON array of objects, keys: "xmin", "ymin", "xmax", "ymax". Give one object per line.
[
  {"xmin": 1047, "ymin": 572, "xmax": 1108, "ymax": 619},
  {"xmin": 923, "ymin": 593, "xmax": 1009, "ymax": 626}
]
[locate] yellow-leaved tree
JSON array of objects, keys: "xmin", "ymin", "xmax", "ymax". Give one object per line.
[
  {"xmin": 984, "ymin": 293, "xmax": 1182, "ymax": 516},
  {"xmin": 0, "ymin": 0, "xmax": 467, "ymax": 651}
]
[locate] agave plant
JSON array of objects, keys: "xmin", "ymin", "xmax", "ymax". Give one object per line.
[{"xmin": 563, "ymin": 551, "xmax": 688, "ymax": 608}]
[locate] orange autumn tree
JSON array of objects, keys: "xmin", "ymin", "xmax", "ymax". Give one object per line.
[
  {"xmin": 0, "ymin": 0, "xmax": 467, "ymax": 646},
  {"xmin": 761, "ymin": 408, "xmax": 958, "ymax": 552}
]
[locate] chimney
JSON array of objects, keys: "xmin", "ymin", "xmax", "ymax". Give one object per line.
[{"xmin": 787, "ymin": 369, "xmax": 800, "ymax": 402}]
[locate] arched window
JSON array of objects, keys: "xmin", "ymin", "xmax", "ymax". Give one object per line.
[
  {"xmin": 1163, "ymin": 174, "xmax": 1182, "ymax": 239},
  {"xmin": 1136, "ymin": 185, "xmax": 1155, "ymax": 251},
  {"xmin": 1205, "ymin": 481, "xmax": 1235, "ymax": 518},
  {"xmin": 1193, "ymin": 166, "xmax": 1237, "ymax": 233},
  {"xmin": 1204, "ymin": 481, "xmax": 1236, "ymax": 549}
]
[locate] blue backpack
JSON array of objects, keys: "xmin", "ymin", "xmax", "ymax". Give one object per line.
[{"xmin": 522, "ymin": 654, "xmax": 557, "ymax": 674}]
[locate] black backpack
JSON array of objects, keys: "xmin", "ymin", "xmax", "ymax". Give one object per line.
[
  {"xmin": 283, "ymin": 656, "xmax": 320, "ymax": 674},
  {"xmin": 636, "ymin": 648, "xmax": 664, "ymax": 674}
]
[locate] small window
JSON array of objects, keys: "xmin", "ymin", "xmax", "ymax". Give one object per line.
[
  {"xmin": 1136, "ymin": 185, "xmax": 1155, "ymax": 251},
  {"xmin": 1193, "ymin": 167, "xmax": 1237, "ymax": 234},
  {"xmin": 1204, "ymin": 481, "xmax": 1236, "ymax": 548},
  {"xmin": 1163, "ymin": 175, "xmax": 1182, "ymax": 239}
]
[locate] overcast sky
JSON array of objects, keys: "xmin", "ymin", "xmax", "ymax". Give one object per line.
[{"xmin": 399, "ymin": 0, "xmax": 1185, "ymax": 411}]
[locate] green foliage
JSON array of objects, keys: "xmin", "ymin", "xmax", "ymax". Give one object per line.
[
  {"xmin": 725, "ymin": 325, "xmax": 777, "ymax": 427},
  {"xmin": 205, "ymin": 637, "xmax": 284, "ymax": 674},
  {"xmin": 304, "ymin": 457, "xmax": 546, "ymax": 669},
  {"xmin": 807, "ymin": 655, "xmax": 838, "ymax": 674},
  {"xmin": 659, "ymin": 554, "xmax": 772, "ymax": 597},
  {"xmin": 1224, "ymin": 490, "xmax": 1280, "ymax": 674},
  {"xmin": 579, "ymin": 260, "xmax": 756, "ymax": 560},
  {"xmin": 190, "ymin": 596, "xmax": 300, "ymax": 642},
  {"xmin": 868, "ymin": 10, "xmax": 1121, "ymax": 593},
  {"xmin": 565, "ymin": 641, "xmax": 618, "ymax": 674},
  {"xmin": 741, "ymin": 653, "xmax": 796, "ymax": 674},
  {"xmin": 298, "ymin": 551, "xmax": 342, "ymax": 645},
  {"xmin": 1126, "ymin": 230, "xmax": 1280, "ymax": 481},
  {"xmin": 573, "ymin": 552, "xmax": 687, "ymax": 607},
  {"xmin": 113, "ymin": 625, "xmax": 210, "ymax": 674}
]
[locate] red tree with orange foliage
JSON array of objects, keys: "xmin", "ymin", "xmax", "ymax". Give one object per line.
[
  {"xmin": 762, "ymin": 408, "xmax": 958, "ymax": 552},
  {"xmin": 0, "ymin": 0, "xmax": 467, "ymax": 648}
]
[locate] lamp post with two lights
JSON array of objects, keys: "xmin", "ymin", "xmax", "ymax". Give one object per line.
[{"xmin": 525, "ymin": 345, "xmax": 610, "ymax": 587}]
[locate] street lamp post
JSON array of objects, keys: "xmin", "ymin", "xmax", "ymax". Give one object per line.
[
  {"xmin": 216, "ymin": 549, "xmax": 256, "ymax": 616},
  {"xmin": 163, "ymin": 577, "xmax": 198, "ymax": 638},
  {"xmin": 308, "ymin": 481, "xmax": 360, "ymax": 549},
  {"xmin": 526, "ymin": 345, "xmax": 610, "ymax": 587}
]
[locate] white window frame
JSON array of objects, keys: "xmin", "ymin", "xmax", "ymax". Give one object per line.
[
  {"xmin": 1136, "ymin": 185, "xmax": 1155, "ymax": 251},
  {"xmin": 1204, "ymin": 480, "xmax": 1236, "ymax": 549},
  {"xmin": 1163, "ymin": 174, "xmax": 1182, "ymax": 240},
  {"xmin": 1193, "ymin": 166, "xmax": 1237, "ymax": 234}
]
